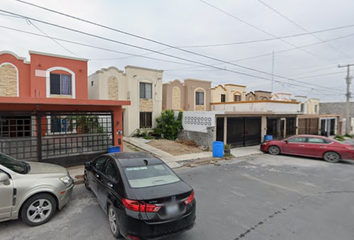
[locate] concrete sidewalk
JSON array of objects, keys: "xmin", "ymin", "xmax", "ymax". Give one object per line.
[{"xmin": 67, "ymin": 137, "xmax": 263, "ymax": 182}]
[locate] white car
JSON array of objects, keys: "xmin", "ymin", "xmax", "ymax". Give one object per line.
[{"xmin": 0, "ymin": 153, "xmax": 74, "ymax": 226}]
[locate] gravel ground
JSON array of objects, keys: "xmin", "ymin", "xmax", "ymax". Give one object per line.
[{"xmin": 147, "ymin": 139, "xmax": 204, "ymax": 155}]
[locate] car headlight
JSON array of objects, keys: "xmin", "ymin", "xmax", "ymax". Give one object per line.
[{"xmin": 60, "ymin": 176, "xmax": 73, "ymax": 187}]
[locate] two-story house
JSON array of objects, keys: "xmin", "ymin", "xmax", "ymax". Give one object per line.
[
  {"xmin": 0, "ymin": 51, "xmax": 130, "ymax": 166},
  {"xmin": 88, "ymin": 65, "xmax": 163, "ymax": 136}
]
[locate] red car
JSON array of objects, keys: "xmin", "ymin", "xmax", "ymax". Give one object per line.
[{"xmin": 261, "ymin": 135, "xmax": 354, "ymax": 163}]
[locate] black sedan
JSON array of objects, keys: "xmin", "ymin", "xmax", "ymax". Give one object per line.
[{"xmin": 84, "ymin": 152, "xmax": 196, "ymax": 240}]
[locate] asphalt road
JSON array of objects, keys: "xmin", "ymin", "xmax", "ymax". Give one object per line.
[{"xmin": 1, "ymin": 154, "xmax": 354, "ymax": 240}]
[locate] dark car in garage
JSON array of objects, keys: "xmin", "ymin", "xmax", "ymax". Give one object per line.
[{"xmin": 84, "ymin": 152, "xmax": 196, "ymax": 240}]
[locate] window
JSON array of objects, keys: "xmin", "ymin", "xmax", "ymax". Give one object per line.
[
  {"xmin": 140, "ymin": 112, "xmax": 152, "ymax": 128},
  {"xmin": 93, "ymin": 157, "xmax": 107, "ymax": 172},
  {"xmin": 0, "ymin": 116, "xmax": 31, "ymax": 138},
  {"xmin": 102, "ymin": 158, "xmax": 120, "ymax": 182},
  {"xmin": 234, "ymin": 94, "xmax": 241, "ymax": 102},
  {"xmin": 123, "ymin": 164, "xmax": 180, "ymax": 188},
  {"xmin": 300, "ymin": 104, "xmax": 305, "ymax": 112},
  {"xmin": 196, "ymin": 91, "xmax": 204, "ymax": 105},
  {"xmin": 308, "ymin": 137, "xmax": 330, "ymax": 144},
  {"xmin": 91, "ymin": 81, "xmax": 94, "ymax": 86},
  {"xmin": 221, "ymin": 94, "xmax": 226, "ymax": 102},
  {"xmin": 50, "ymin": 73, "xmax": 72, "ymax": 95},
  {"xmin": 0, "ymin": 153, "xmax": 29, "ymax": 174},
  {"xmin": 288, "ymin": 137, "xmax": 307, "ymax": 143},
  {"xmin": 140, "ymin": 82, "xmax": 152, "ymax": 99}
]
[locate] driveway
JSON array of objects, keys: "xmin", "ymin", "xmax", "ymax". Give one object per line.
[{"xmin": 1, "ymin": 154, "xmax": 354, "ymax": 240}]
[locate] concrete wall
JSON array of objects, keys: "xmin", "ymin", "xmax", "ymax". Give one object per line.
[
  {"xmin": 211, "ymin": 101, "xmax": 300, "ymax": 114},
  {"xmin": 178, "ymin": 127, "xmax": 215, "ymax": 150},
  {"xmin": 182, "ymin": 111, "xmax": 224, "ymax": 133},
  {"xmin": 88, "ymin": 65, "xmax": 163, "ymax": 136}
]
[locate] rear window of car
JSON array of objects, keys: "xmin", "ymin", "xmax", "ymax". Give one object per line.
[{"xmin": 123, "ymin": 164, "xmax": 180, "ymax": 188}]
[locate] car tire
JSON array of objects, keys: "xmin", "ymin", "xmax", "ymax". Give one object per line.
[
  {"xmin": 268, "ymin": 146, "xmax": 281, "ymax": 155},
  {"xmin": 21, "ymin": 193, "xmax": 57, "ymax": 226},
  {"xmin": 324, "ymin": 151, "xmax": 341, "ymax": 163},
  {"xmin": 84, "ymin": 171, "xmax": 91, "ymax": 191},
  {"xmin": 108, "ymin": 204, "xmax": 122, "ymax": 239}
]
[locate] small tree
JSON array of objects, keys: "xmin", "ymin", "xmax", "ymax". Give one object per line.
[{"xmin": 153, "ymin": 110, "xmax": 183, "ymax": 140}]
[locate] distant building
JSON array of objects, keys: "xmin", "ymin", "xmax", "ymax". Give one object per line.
[
  {"xmin": 320, "ymin": 102, "xmax": 354, "ymax": 134},
  {"xmin": 163, "ymin": 79, "xmax": 211, "ymax": 111},
  {"xmin": 211, "ymin": 84, "xmax": 246, "ymax": 103}
]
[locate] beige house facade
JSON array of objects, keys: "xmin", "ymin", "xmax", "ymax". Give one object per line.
[
  {"xmin": 163, "ymin": 79, "xmax": 211, "ymax": 111},
  {"xmin": 89, "ymin": 65, "xmax": 163, "ymax": 136},
  {"xmin": 211, "ymin": 84, "xmax": 246, "ymax": 103}
]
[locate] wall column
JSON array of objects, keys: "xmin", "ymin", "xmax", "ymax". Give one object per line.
[
  {"xmin": 261, "ymin": 116, "xmax": 267, "ymax": 141},
  {"xmin": 112, "ymin": 106, "xmax": 124, "ymax": 151},
  {"xmin": 224, "ymin": 116, "xmax": 227, "ymax": 144}
]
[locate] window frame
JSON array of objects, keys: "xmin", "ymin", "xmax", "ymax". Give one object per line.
[
  {"xmin": 140, "ymin": 82, "xmax": 152, "ymax": 99},
  {"xmin": 140, "ymin": 112, "xmax": 152, "ymax": 128},
  {"xmin": 50, "ymin": 73, "xmax": 72, "ymax": 96},
  {"xmin": 234, "ymin": 94, "xmax": 241, "ymax": 102},
  {"xmin": 196, "ymin": 91, "xmax": 204, "ymax": 105},
  {"xmin": 221, "ymin": 94, "xmax": 226, "ymax": 102}
]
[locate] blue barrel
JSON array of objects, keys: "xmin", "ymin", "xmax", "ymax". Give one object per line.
[
  {"xmin": 264, "ymin": 135, "xmax": 273, "ymax": 142},
  {"xmin": 108, "ymin": 146, "xmax": 121, "ymax": 153},
  {"xmin": 213, "ymin": 141, "xmax": 224, "ymax": 158}
]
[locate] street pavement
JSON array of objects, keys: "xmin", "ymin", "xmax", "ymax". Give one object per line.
[{"xmin": 1, "ymin": 154, "xmax": 354, "ymax": 240}]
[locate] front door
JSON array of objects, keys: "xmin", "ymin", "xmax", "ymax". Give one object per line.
[{"xmin": 0, "ymin": 170, "xmax": 13, "ymax": 220}]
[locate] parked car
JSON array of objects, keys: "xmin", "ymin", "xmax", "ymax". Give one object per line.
[
  {"xmin": 0, "ymin": 153, "xmax": 74, "ymax": 226},
  {"xmin": 84, "ymin": 152, "xmax": 196, "ymax": 240},
  {"xmin": 261, "ymin": 135, "xmax": 354, "ymax": 163}
]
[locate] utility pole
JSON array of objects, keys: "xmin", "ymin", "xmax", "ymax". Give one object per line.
[
  {"xmin": 271, "ymin": 51, "xmax": 275, "ymax": 93},
  {"xmin": 338, "ymin": 64, "xmax": 354, "ymax": 135}
]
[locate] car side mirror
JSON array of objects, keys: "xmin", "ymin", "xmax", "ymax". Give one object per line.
[
  {"xmin": 84, "ymin": 162, "xmax": 92, "ymax": 169},
  {"xmin": 0, "ymin": 172, "xmax": 10, "ymax": 184},
  {"xmin": 284, "ymin": 140, "xmax": 289, "ymax": 144}
]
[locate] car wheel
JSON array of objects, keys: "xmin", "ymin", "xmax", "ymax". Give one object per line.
[
  {"xmin": 324, "ymin": 151, "xmax": 341, "ymax": 163},
  {"xmin": 268, "ymin": 146, "xmax": 281, "ymax": 155},
  {"xmin": 21, "ymin": 193, "xmax": 56, "ymax": 226},
  {"xmin": 108, "ymin": 204, "xmax": 122, "ymax": 238},
  {"xmin": 84, "ymin": 171, "xmax": 91, "ymax": 191}
]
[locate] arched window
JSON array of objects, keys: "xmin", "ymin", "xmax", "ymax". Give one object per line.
[
  {"xmin": 108, "ymin": 77, "xmax": 118, "ymax": 100},
  {"xmin": 234, "ymin": 92, "xmax": 241, "ymax": 101},
  {"xmin": 46, "ymin": 67, "xmax": 75, "ymax": 98},
  {"xmin": 0, "ymin": 63, "xmax": 19, "ymax": 97}
]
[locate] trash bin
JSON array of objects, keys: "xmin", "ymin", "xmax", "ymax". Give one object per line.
[
  {"xmin": 108, "ymin": 146, "xmax": 121, "ymax": 153},
  {"xmin": 264, "ymin": 135, "xmax": 273, "ymax": 142},
  {"xmin": 212, "ymin": 141, "xmax": 224, "ymax": 158}
]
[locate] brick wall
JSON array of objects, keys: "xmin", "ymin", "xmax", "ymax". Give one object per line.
[{"xmin": 140, "ymin": 99, "xmax": 153, "ymax": 112}]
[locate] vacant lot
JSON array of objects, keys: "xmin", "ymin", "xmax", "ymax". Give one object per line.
[{"xmin": 147, "ymin": 139, "xmax": 204, "ymax": 155}]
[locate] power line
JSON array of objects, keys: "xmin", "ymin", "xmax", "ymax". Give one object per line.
[
  {"xmin": 0, "ymin": 25, "xmax": 201, "ymax": 68},
  {"xmin": 255, "ymin": 0, "xmax": 352, "ymax": 58},
  {"xmin": 26, "ymin": 19, "xmax": 77, "ymax": 56},
  {"xmin": 197, "ymin": 0, "xmax": 322, "ymax": 59},
  {"xmin": 0, "ymin": 9, "xmax": 343, "ymax": 93},
  {"xmin": 177, "ymin": 24, "xmax": 354, "ymax": 48}
]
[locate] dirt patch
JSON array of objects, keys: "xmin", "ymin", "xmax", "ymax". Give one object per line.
[{"xmin": 147, "ymin": 139, "xmax": 204, "ymax": 156}]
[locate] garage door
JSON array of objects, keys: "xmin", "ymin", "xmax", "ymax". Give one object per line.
[{"xmin": 226, "ymin": 117, "xmax": 262, "ymax": 147}]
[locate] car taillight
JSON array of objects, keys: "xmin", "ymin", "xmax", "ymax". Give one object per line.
[
  {"xmin": 184, "ymin": 190, "xmax": 195, "ymax": 205},
  {"xmin": 122, "ymin": 198, "xmax": 161, "ymax": 212}
]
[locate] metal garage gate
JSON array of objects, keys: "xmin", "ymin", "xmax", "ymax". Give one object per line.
[
  {"xmin": 298, "ymin": 118, "xmax": 319, "ymax": 135},
  {"xmin": 226, "ymin": 117, "xmax": 262, "ymax": 147},
  {"xmin": 0, "ymin": 112, "xmax": 113, "ymax": 163}
]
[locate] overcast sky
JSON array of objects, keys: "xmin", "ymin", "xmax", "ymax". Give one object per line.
[{"xmin": 1, "ymin": 0, "xmax": 353, "ymax": 102}]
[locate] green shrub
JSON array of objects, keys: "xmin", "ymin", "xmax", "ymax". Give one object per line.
[
  {"xmin": 344, "ymin": 133, "xmax": 354, "ymax": 138},
  {"xmin": 334, "ymin": 135, "xmax": 345, "ymax": 141},
  {"xmin": 153, "ymin": 110, "xmax": 183, "ymax": 140}
]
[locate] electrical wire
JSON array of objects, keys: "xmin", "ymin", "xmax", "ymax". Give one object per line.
[
  {"xmin": 255, "ymin": 0, "xmax": 353, "ymax": 58},
  {"xmin": 0, "ymin": 9, "xmax": 343, "ymax": 93}
]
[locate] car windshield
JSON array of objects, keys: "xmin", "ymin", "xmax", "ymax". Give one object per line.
[
  {"xmin": 0, "ymin": 153, "xmax": 30, "ymax": 174},
  {"xmin": 123, "ymin": 164, "xmax": 180, "ymax": 188}
]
